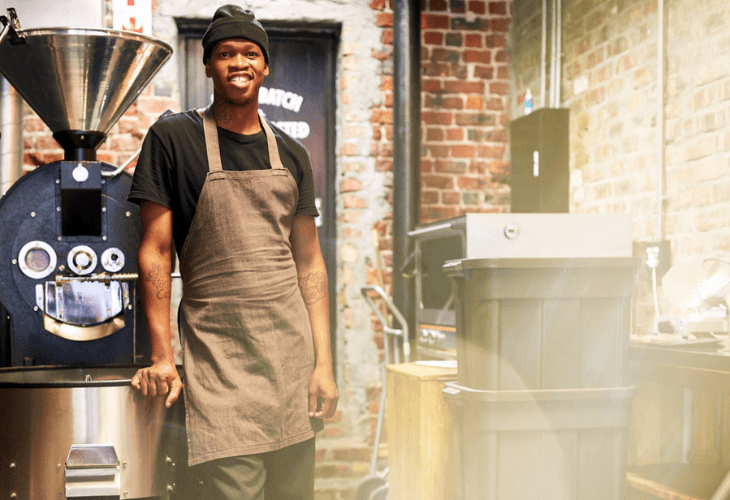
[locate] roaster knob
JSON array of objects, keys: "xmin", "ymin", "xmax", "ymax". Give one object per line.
[
  {"xmin": 67, "ymin": 245, "xmax": 98, "ymax": 275},
  {"xmin": 101, "ymin": 247, "xmax": 125, "ymax": 272},
  {"xmin": 72, "ymin": 163, "xmax": 89, "ymax": 182},
  {"xmin": 75, "ymin": 253, "xmax": 90, "ymax": 267}
]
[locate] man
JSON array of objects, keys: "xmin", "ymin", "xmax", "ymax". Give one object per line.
[{"xmin": 127, "ymin": 5, "xmax": 338, "ymax": 499}]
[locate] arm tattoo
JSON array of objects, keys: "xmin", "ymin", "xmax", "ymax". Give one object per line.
[
  {"xmin": 145, "ymin": 263, "xmax": 171, "ymax": 300},
  {"xmin": 298, "ymin": 271, "xmax": 327, "ymax": 305}
]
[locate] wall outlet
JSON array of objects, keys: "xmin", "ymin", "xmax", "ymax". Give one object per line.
[
  {"xmin": 645, "ymin": 240, "xmax": 672, "ymax": 280},
  {"xmin": 633, "ymin": 240, "xmax": 671, "ymax": 281}
]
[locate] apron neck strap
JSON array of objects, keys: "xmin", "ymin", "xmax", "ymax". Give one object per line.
[
  {"xmin": 260, "ymin": 114, "xmax": 285, "ymax": 171},
  {"xmin": 200, "ymin": 105, "xmax": 285, "ymax": 172}
]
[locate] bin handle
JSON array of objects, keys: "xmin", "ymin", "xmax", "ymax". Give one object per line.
[
  {"xmin": 442, "ymin": 385, "xmax": 462, "ymax": 405},
  {"xmin": 442, "ymin": 259, "xmax": 464, "ymax": 278},
  {"xmin": 360, "ymin": 285, "xmax": 410, "ymax": 364},
  {"xmin": 407, "ymin": 221, "xmax": 454, "ymax": 237}
]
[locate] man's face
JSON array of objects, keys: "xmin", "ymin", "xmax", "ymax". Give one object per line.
[{"xmin": 205, "ymin": 39, "xmax": 269, "ymax": 107}]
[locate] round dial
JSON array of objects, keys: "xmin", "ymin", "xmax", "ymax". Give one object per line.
[
  {"xmin": 67, "ymin": 245, "xmax": 98, "ymax": 275},
  {"xmin": 101, "ymin": 247, "xmax": 125, "ymax": 272}
]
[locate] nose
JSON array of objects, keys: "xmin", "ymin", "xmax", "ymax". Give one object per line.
[{"xmin": 229, "ymin": 53, "xmax": 248, "ymax": 68}]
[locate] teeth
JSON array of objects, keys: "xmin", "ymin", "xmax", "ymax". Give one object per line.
[{"xmin": 230, "ymin": 75, "xmax": 250, "ymax": 83}]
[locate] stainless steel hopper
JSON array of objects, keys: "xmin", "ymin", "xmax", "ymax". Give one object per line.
[{"xmin": 0, "ymin": 13, "xmax": 172, "ymax": 159}]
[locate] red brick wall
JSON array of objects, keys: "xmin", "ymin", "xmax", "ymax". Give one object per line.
[
  {"xmin": 419, "ymin": 0, "xmax": 512, "ymax": 222},
  {"xmin": 364, "ymin": 0, "xmax": 513, "ymax": 318},
  {"xmin": 368, "ymin": 0, "xmax": 513, "ymax": 230}
]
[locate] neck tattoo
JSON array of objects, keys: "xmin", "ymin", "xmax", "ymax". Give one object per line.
[{"xmin": 212, "ymin": 102, "xmax": 233, "ymax": 126}]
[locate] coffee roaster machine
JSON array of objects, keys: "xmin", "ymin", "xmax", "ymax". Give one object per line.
[{"xmin": 0, "ymin": 9, "xmax": 189, "ymax": 500}]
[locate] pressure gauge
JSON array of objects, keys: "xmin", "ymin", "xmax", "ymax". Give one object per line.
[
  {"xmin": 67, "ymin": 245, "xmax": 98, "ymax": 275},
  {"xmin": 101, "ymin": 247, "xmax": 125, "ymax": 272},
  {"xmin": 18, "ymin": 241, "xmax": 57, "ymax": 279}
]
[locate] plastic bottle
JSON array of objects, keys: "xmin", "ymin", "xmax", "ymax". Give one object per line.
[{"xmin": 524, "ymin": 88, "xmax": 533, "ymax": 115}]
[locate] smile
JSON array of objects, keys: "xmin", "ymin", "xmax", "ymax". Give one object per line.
[{"xmin": 229, "ymin": 74, "xmax": 252, "ymax": 84}]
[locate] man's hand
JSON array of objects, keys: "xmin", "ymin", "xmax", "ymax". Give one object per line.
[
  {"xmin": 308, "ymin": 365, "xmax": 338, "ymax": 419},
  {"xmin": 131, "ymin": 360, "xmax": 183, "ymax": 409}
]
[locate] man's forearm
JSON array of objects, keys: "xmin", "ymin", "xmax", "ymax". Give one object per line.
[
  {"xmin": 298, "ymin": 265, "xmax": 333, "ymax": 368},
  {"xmin": 138, "ymin": 245, "xmax": 174, "ymax": 364}
]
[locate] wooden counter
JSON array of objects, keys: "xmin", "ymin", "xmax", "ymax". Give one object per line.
[
  {"xmin": 630, "ymin": 338, "xmax": 730, "ymax": 391},
  {"xmin": 627, "ymin": 337, "xmax": 730, "ymax": 498},
  {"xmin": 386, "ymin": 362, "xmax": 457, "ymax": 500}
]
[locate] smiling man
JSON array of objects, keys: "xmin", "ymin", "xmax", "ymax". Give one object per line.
[{"xmin": 127, "ymin": 5, "xmax": 338, "ymax": 499}]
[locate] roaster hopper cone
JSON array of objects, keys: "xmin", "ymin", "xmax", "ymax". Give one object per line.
[{"xmin": 0, "ymin": 26, "xmax": 172, "ymax": 158}]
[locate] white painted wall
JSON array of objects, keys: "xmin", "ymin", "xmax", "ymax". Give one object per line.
[{"xmin": 0, "ymin": 0, "xmax": 104, "ymax": 28}]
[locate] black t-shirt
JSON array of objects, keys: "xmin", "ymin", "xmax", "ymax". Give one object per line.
[{"xmin": 128, "ymin": 110, "xmax": 318, "ymax": 254}]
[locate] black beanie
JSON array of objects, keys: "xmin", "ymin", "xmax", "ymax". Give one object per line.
[{"xmin": 202, "ymin": 5, "xmax": 269, "ymax": 64}]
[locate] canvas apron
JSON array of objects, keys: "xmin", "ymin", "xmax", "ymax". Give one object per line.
[{"xmin": 178, "ymin": 107, "xmax": 319, "ymax": 466}]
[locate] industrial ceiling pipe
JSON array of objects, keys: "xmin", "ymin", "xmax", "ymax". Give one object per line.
[{"xmin": 392, "ymin": 0, "xmax": 421, "ymax": 347}]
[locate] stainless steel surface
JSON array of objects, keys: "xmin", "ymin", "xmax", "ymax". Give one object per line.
[
  {"xmin": 0, "ymin": 366, "xmax": 184, "ymax": 500},
  {"xmin": 65, "ymin": 444, "xmax": 121, "ymax": 498},
  {"xmin": 55, "ymin": 272, "xmax": 182, "ymax": 283},
  {"xmin": 45, "ymin": 280, "xmax": 127, "ymax": 324},
  {"xmin": 0, "ymin": 27, "xmax": 172, "ymax": 135},
  {"xmin": 458, "ymin": 213, "xmax": 632, "ymax": 259},
  {"xmin": 0, "ymin": 9, "xmax": 25, "ymax": 49}
]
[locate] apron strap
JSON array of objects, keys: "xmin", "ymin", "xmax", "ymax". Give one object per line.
[
  {"xmin": 201, "ymin": 105, "xmax": 223, "ymax": 173},
  {"xmin": 260, "ymin": 116, "xmax": 285, "ymax": 171},
  {"xmin": 201, "ymin": 105, "xmax": 285, "ymax": 172}
]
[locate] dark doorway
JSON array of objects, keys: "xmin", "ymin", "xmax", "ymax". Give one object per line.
[{"xmin": 176, "ymin": 20, "xmax": 340, "ymax": 372}]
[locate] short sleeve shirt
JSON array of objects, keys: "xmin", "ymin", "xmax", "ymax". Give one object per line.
[{"xmin": 127, "ymin": 109, "xmax": 318, "ymax": 254}]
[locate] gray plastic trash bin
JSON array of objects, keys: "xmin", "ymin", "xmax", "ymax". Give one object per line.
[
  {"xmin": 443, "ymin": 383, "xmax": 636, "ymax": 500},
  {"xmin": 443, "ymin": 257, "xmax": 640, "ymax": 391},
  {"xmin": 443, "ymin": 257, "xmax": 639, "ymax": 500}
]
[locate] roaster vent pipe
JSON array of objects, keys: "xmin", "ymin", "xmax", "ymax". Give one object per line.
[{"xmin": 392, "ymin": 0, "xmax": 421, "ymax": 339}]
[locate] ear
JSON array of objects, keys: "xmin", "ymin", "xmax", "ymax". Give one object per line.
[
  {"xmin": 205, "ymin": 61, "xmax": 212, "ymax": 78},
  {"xmin": 264, "ymin": 64, "xmax": 269, "ymax": 77}
]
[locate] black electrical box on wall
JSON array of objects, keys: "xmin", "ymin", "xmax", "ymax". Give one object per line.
[{"xmin": 509, "ymin": 108, "xmax": 569, "ymax": 213}]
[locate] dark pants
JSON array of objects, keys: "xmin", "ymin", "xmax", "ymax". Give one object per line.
[{"xmin": 194, "ymin": 438, "xmax": 316, "ymax": 500}]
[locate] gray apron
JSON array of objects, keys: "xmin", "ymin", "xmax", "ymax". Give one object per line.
[{"xmin": 179, "ymin": 107, "xmax": 320, "ymax": 466}]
